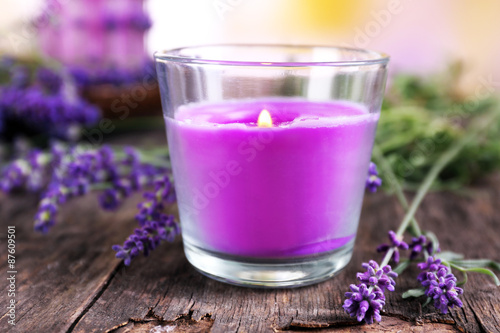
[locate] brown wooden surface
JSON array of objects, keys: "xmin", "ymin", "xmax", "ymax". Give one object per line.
[{"xmin": 1, "ymin": 130, "xmax": 500, "ymax": 333}]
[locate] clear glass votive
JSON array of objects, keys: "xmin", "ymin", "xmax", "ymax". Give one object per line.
[{"xmin": 155, "ymin": 45, "xmax": 389, "ymax": 288}]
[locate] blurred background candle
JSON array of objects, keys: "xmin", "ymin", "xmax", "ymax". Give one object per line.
[
  {"xmin": 1, "ymin": 0, "xmax": 499, "ymax": 93},
  {"xmin": 156, "ymin": 45, "xmax": 389, "ymax": 287}
]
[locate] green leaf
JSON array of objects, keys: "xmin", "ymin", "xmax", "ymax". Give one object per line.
[
  {"xmin": 450, "ymin": 259, "xmax": 500, "ymax": 271},
  {"xmin": 436, "ymin": 251, "xmax": 464, "ymax": 261},
  {"xmin": 422, "ymin": 297, "xmax": 432, "ymax": 308},
  {"xmin": 457, "ymin": 272, "xmax": 468, "ymax": 286},
  {"xmin": 393, "ymin": 261, "xmax": 410, "ymax": 275},
  {"xmin": 461, "ymin": 267, "xmax": 500, "ymax": 286},
  {"xmin": 402, "ymin": 288, "xmax": 426, "ymax": 299}
]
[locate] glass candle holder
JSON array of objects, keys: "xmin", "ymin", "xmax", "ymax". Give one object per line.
[{"xmin": 155, "ymin": 45, "xmax": 389, "ymax": 288}]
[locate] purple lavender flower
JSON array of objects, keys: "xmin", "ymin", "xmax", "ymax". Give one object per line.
[
  {"xmin": 357, "ymin": 260, "xmax": 398, "ymax": 292},
  {"xmin": 343, "ymin": 284, "xmax": 386, "ymax": 324},
  {"xmin": 366, "ymin": 162, "xmax": 382, "ymax": 192},
  {"xmin": 103, "ymin": 14, "xmax": 120, "ymax": 31},
  {"xmin": 0, "ymin": 148, "xmax": 52, "ymax": 192},
  {"xmin": 68, "ymin": 67, "xmax": 90, "ymax": 88},
  {"xmin": 113, "ymin": 175, "xmax": 179, "ymax": 265},
  {"xmin": 0, "ymin": 61, "xmax": 100, "ymax": 141},
  {"xmin": 123, "ymin": 146, "xmax": 141, "ymax": 167},
  {"xmin": 417, "ymin": 256, "xmax": 443, "ymax": 276},
  {"xmin": 99, "ymin": 188, "xmax": 121, "ymax": 210},
  {"xmin": 97, "ymin": 147, "xmax": 169, "ymax": 211},
  {"xmin": 116, "ymin": 218, "xmax": 176, "ymax": 263},
  {"xmin": 36, "ymin": 67, "xmax": 63, "ymax": 94},
  {"xmin": 0, "ymin": 86, "xmax": 100, "ymax": 141},
  {"xmin": 26, "ymin": 149, "xmax": 49, "ymax": 191},
  {"xmin": 1, "ymin": 143, "xmax": 171, "ymax": 233},
  {"xmin": 409, "ymin": 235, "xmax": 439, "ymax": 260},
  {"xmin": 151, "ymin": 176, "xmax": 175, "ymax": 203},
  {"xmin": 68, "ymin": 60, "xmax": 155, "ymax": 88},
  {"xmin": 39, "ymin": 144, "xmax": 169, "ymax": 232},
  {"xmin": 129, "ymin": 13, "xmax": 152, "ymax": 31},
  {"xmin": 33, "ymin": 180, "xmax": 89, "ymax": 233},
  {"xmin": 417, "ymin": 256, "xmax": 463, "ymax": 314},
  {"xmin": 34, "ymin": 199, "xmax": 58, "ymax": 233},
  {"xmin": 10, "ymin": 66, "xmax": 30, "ymax": 89},
  {"xmin": 0, "ymin": 159, "xmax": 30, "ymax": 191},
  {"xmin": 344, "ymin": 260, "xmax": 397, "ymax": 324},
  {"xmin": 135, "ymin": 175, "xmax": 175, "ymax": 226},
  {"xmin": 409, "ymin": 235, "xmax": 427, "ymax": 260},
  {"xmin": 377, "ymin": 230, "xmax": 409, "ymax": 263}
]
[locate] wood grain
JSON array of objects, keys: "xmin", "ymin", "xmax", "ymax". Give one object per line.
[{"xmin": 0, "ymin": 131, "xmax": 499, "ymax": 333}]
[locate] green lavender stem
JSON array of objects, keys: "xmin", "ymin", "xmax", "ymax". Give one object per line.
[
  {"xmin": 379, "ymin": 107, "xmax": 500, "ymax": 267},
  {"xmin": 372, "ymin": 145, "xmax": 422, "ymax": 238},
  {"xmin": 112, "ymin": 147, "xmax": 170, "ymax": 169}
]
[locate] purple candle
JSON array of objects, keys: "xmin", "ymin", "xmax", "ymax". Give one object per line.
[
  {"xmin": 167, "ymin": 99, "xmax": 378, "ymax": 258},
  {"xmin": 155, "ymin": 44, "xmax": 389, "ymax": 287}
]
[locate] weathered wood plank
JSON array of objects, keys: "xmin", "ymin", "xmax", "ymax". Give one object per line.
[
  {"xmin": 0, "ymin": 192, "xmax": 142, "ymax": 333},
  {"xmin": 72, "ymin": 175, "xmax": 500, "ymax": 333},
  {"xmin": 1, "ymin": 128, "xmax": 499, "ymax": 333}
]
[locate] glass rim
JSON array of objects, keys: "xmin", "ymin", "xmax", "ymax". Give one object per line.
[{"xmin": 154, "ymin": 44, "xmax": 390, "ymax": 67}]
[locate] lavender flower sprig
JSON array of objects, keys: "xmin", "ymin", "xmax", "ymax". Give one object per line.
[
  {"xmin": 1, "ymin": 142, "xmax": 181, "ymax": 266},
  {"xmin": 345, "ymin": 108, "xmax": 500, "ymax": 324},
  {"xmin": 417, "ymin": 257, "xmax": 463, "ymax": 314},
  {"xmin": 344, "ymin": 260, "xmax": 398, "ymax": 324},
  {"xmin": 0, "ymin": 143, "xmax": 171, "ymax": 233},
  {"xmin": 112, "ymin": 176, "xmax": 180, "ymax": 265}
]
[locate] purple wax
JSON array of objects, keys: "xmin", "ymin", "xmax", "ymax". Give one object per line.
[{"xmin": 166, "ymin": 99, "xmax": 378, "ymax": 258}]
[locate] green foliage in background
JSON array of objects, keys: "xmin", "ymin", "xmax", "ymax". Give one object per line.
[{"xmin": 376, "ymin": 64, "xmax": 500, "ymax": 190}]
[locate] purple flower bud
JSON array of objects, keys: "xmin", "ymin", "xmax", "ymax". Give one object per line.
[
  {"xmin": 377, "ymin": 230, "xmax": 409, "ymax": 263},
  {"xmin": 34, "ymin": 201, "xmax": 58, "ymax": 233},
  {"xmin": 366, "ymin": 162, "xmax": 382, "ymax": 192},
  {"xmin": 0, "ymin": 160, "xmax": 30, "ymax": 192},
  {"xmin": 10, "ymin": 66, "xmax": 30, "ymax": 89},
  {"xmin": 357, "ymin": 260, "xmax": 398, "ymax": 292},
  {"xmin": 129, "ymin": 13, "xmax": 152, "ymax": 31},
  {"xmin": 36, "ymin": 67, "xmax": 63, "ymax": 94},
  {"xmin": 99, "ymin": 189, "xmax": 122, "ymax": 210},
  {"xmin": 409, "ymin": 235, "xmax": 439, "ymax": 259}
]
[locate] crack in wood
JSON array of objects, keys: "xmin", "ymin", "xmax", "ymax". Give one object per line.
[
  {"xmin": 235, "ymin": 317, "xmax": 242, "ymax": 333},
  {"xmin": 467, "ymin": 303, "xmax": 489, "ymax": 333},
  {"xmin": 276, "ymin": 320, "xmax": 363, "ymax": 331},
  {"xmin": 66, "ymin": 261, "xmax": 123, "ymax": 333},
  {"xmin": 274, "ymin": 314, "xmax": 463, "ymax": 332},
  {"xmin": 146, "ymin": 307, "xmax": 165, "ymax": 321},
  {"xmin": 105, "ymin": 311, "xmax": 214, "ymax": 333}
]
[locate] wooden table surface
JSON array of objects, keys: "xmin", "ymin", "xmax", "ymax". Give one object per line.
[{"xmin": 1, "ymin": 130, "xmax": 499, "ymax": 333}]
